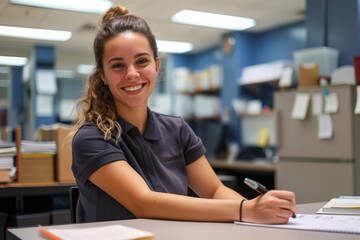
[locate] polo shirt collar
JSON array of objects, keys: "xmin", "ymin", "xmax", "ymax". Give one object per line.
[{"xmin": 116, "ymin": 108, "xmax": 161, "ymax": 141}]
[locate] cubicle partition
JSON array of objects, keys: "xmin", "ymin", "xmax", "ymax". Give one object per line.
[{"xmin": 275, "ymin": 85, "xmax": 360, "ymax": 203}]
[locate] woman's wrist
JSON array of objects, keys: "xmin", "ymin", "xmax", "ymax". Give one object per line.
[
  {"xmin": 239, "ymin": 199, "xmax": 246, "ymax": 222},
  {"xmin": 239, "ymin": 199, "xmax": 255, "ymax": 223}
]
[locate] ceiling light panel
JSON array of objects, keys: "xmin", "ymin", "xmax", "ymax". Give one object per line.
[
  {"xmin": 156, "ymin": 40, "xmax": 193, "ymax": 54},
  {"xmin": 0, "ymin": 25, "xmax": 72, "ymax": 41},
  {"xmin": 0, "ymin": 56, "xmax": 27, "ymax": 66},
  {"xmin": 171, "ymin": 10, "xmax": 256, "ymax": 31},
  {"xmin": 9, "ymin": 0, "xmax": 114, "ymax": 14}
]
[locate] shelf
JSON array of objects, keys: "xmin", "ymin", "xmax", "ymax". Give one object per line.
[
  {"xmin": 0, "ymin": 181, "xmax": 76, "ymax": 188},
  {"xmin": 240, "ymin": 111, "xmax": 274, "ymax": 118},
  {"xmin": 177, "ymin": 87, "xmax": 221, "ymax": 95},
  {"xmin": 239, "ymin": 79, "xmax": 279, "ymax": 86},
  {"xmin": 210, "ymin": 159, "xmax": 276, "ymax": 173},
  {"xmin": 184, "ymin": 114, "xmax": 221, "ymax": 121}
]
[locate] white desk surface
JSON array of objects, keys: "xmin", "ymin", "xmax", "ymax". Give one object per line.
[{"xmin": 7, "ymin": 202, "xmax": 360, "ymax": 240}]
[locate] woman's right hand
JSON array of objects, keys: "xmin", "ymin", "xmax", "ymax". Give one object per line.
[{"xmin": 242, "ymin": 190, "xmax": 297, "ymax": 224}]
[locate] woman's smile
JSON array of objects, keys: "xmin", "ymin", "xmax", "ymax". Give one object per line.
[{"xmin": 122, "ymin": 83, "xmax": 146, "ymax": 93}]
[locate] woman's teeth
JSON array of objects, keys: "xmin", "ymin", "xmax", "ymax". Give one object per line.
[{"xmin": 124, "ymin": 84, "xmax": 142, "ymax": 92}]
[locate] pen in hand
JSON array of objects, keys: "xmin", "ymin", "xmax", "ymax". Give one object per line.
[{"xmin": 244, "ymin": 178, "xmax": 296, "ymax": 218}]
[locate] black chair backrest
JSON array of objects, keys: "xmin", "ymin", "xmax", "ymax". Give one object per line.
[{"xmin": 69, "ymin": 186, "xmax": 79, "ymax": 223}]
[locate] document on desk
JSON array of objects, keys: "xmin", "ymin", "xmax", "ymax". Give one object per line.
[
  {"xmin": 317, "ymin": 198, "xmax": 360, "ymax": 215},
  {"xmin": 235, "ymin": 214, "xmax": 360, "ymax": 234},
  {"xmin": 39, "ymin": 224, "xmax": 155, "ymax": 240}
]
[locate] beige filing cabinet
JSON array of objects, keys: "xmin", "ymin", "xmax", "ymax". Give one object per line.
[{"xmin": 274, "ymin": 85, "xmax": 360, "ymax": 203}]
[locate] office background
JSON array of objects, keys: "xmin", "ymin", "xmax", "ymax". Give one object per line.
[
  {"xmin": 1, "ymin": 0, "xmax": 359, "ymax": 144},
  {"xmin": 0, "ymin": 0, "xmax": 360, "ymax": 235}
]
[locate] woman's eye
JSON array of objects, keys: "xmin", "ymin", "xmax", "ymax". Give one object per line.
[
  {"xmin": 137, "ymin": 59, "xmax": 149, "ymax": 65},
  {"xmin": 112, "ymin": 63, "xmax": 124, "ymax": 69}
]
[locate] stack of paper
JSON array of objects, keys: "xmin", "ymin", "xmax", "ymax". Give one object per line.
[
  {"xmin": 0, "ymin": 142, "xmax": 16, "ymax": 156},
  {"xmin": 0, "ymin": 142, "xmax": 17, "ymax": 183},
  {"xmin": 21, "ymin": 140, "xmax": 56, "ymax": 154},
  {"xmin": 317, "ymin": 197, "xmax": 360, "ymax": 215}
]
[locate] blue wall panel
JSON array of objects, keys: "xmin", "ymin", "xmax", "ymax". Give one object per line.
[
  {"xmin": 222, "ymin": 32, "xmax": 256, "ymax": 142},
  {"xmin": 306, "ymin": 0, "xmax": 327, "ymax": 47},
  {"xmin": 188, "ymin": 47, "xmax": 222, "ymax": 71},
  {"xmin": 306, "ymin": 0, "xmax": 360, "ymax": 65},
  {"xmin": 10, "ymin": 67, "xmax": 24, "ymax": 130},
  {"xmin": 253, "ymin": 22, "xmax": 307, "ymax": 64},
  {"xmin": 33, "ymin": 45, "xmax": 57, "ymax": 132},
  {"xmin": 326, "ymin": 0, "xmax": 360, "ymax": 64},
  {"xmin": 172, "ymin": 54, "xmax": 191, "ymax": 69}
]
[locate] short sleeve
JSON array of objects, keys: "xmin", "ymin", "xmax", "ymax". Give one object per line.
[
  {"xmin": 179, "ymin": 118, "xmax": 206, "ymax": 165},
  {"xmin": 72, "ymin": 124, "xmax": 126, "ymax": 184}
]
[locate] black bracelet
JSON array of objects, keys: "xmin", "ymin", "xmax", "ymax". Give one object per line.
[{"xmin": 239, "ymin": 199, "xmax": 246, "ymax": 222}]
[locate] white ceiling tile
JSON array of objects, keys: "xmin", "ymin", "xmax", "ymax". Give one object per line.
[
  {"xmin": 0, "ymin": 5, "xmax": 47, "ymax": 27},
  {"xmin": 0, "ymin": 0, "xmax": 307, "ymax": 66}
]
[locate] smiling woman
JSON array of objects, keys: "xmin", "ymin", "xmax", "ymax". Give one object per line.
[
  {"xmin": 68, "ymin": 4, "xmax": 297, "ymax": 224},
  {"xmin": 99, "ymin": 32, "xmax": 160, "ymax": 117}
]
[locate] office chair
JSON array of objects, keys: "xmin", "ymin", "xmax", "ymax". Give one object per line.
[{"xmin": 69, "ymin": 186, "xmax": 79, "ymax": 223}]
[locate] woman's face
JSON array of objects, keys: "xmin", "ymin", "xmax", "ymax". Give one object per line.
[{"xmin": 100, "ymin": 31, "xmax": 160, "ymax": 113}]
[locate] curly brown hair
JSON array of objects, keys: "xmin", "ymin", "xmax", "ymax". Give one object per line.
[{"xmin": 69, "ymin": 5, "xmax": 158, "ymax": 142}]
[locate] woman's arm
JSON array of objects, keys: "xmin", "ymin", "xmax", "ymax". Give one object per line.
[
  {"xmin": 187, "ymin": 155, "xmax": 244, "ymax": 200},
  {"xmin": 89, "ymin": 160, "xmax": 240, "ymax": 222},
  {"xmin": 186, "ymin": 155, "xmax": 297, "ymax": 223},
  {"xmin": 89, "ymin": 156, "xmax": 297, "ymax": 223}
]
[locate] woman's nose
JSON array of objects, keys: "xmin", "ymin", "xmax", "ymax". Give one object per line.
[{"xmin": 125, "ymin": 65, "xmax": 140, "ymax": 80}]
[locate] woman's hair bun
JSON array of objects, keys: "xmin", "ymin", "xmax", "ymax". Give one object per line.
[{"xmin": 102, "ymin": 5, "xmax": 129, "ymax": 24}]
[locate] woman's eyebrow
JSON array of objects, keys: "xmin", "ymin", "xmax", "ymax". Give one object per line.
[
  {"xmin": 135, "ymin": 52, "xmax": 151, "ymax": 58},
  {"xmin": 108, "ymin": 57, "xmax": 124, "ymax": 64},
  {"xmin": 108, "ymin": 52, "xmax": 151, "ymax": 64}
]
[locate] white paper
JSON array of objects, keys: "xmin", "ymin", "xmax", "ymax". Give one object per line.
[
  {"xmin": 36, "ymin": 69, "xmax": 57, "ymax": 94},
  {"xmin": 36, "ymin": 95, "xmax": 53, "ymax": 117},
  {"xmin": 354, "ymin": 86, "xmax": 360, "ymax": 114},
  {"xmin": 278, "ymin": 67, "xmax": 293, "ymax": 88},
  {"xmin": 291, "ymin": 93, "xmax": 310, "ymax": 120},
  {"xmin": 235, "ymin": 214, "xmax": 360, "ymax": 234},
  {"xmin": 311, "ymin": 93, "xmax": 323, "ymax": 116},
  {"xmin": 324, "ymin": 92, "xmax": 339, "ymax": 113},
  {"xmin": 45, "ymin": 225, "xmax": 154, "ymax": 240},
  {"xmin": 317, "ymin": 114, "xmax": 333, "ymax": 139}
]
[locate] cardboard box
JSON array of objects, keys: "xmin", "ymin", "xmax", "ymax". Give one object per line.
[
  {"xmin": 20, "ymin": 153, "xmax": 55, "ymax": 183},
  {"xmin": 35, "ymin": 124, "xmax": 75, "ymax": 182},
  {"xmin": 55, "ymin": 128, "xmax": 75, "ymax": 182},
  {"xmin": 298, "ymin": 63, "xmax": 319, "ymax": 88}
]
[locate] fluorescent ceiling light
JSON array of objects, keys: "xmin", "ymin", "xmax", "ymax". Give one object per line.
[
  {"xmin": 156, "ymin": 40, "xmax": 193, "ymax": 54},
  {"xmin": 0, "ymin": 56, "xmax": 27, "ymax": 66},
  {"xmin": 77, "ymin": 64, "xmax": 95, "ymax": 75},
  {"xmin": 9, "ymin": 0, "xmax": 113, "ymax": 14},
  {"xmin": 171, "ymin": 10, "xmax": 256, "ymax": 31},
  {"xmin": 0, "ymin": 25, "xmax": 71, "ymax": 41}
]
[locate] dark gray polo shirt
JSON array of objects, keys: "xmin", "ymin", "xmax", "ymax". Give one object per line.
[{"xmin": 72, "ymin": 109, "xmax": 206, "ymax": 223}]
